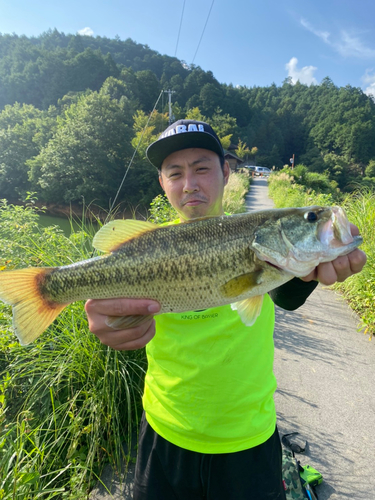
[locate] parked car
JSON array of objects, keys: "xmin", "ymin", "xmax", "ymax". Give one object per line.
[
  {"xmin": 253, "ymin": 166, "xmax": 271, "ymax": 177},
  {"xmin": 244, "ymin": 166, "xmax": 271, "ymax": 176}
]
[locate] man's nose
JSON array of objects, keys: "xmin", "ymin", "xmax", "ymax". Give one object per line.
[{"xmin": 183, "ymin": 173, "xmax": 199, "ymax": 192}]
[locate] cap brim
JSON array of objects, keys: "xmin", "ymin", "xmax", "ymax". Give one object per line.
[{"xmin": 146, "ymin": 132, "xmax": 224, "ymax": 170}]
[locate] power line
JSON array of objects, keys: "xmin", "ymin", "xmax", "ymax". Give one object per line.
[
  {"xmin": 175, "ymin": 0, "xmax": 186, "ymax": 57},
  {"xmin": 104, "ymin": 89, "xmax": 164, "ymax": 224},
  {"xmin": 191, "ymin": 0, "xmax": 215, "ymax": 65}
]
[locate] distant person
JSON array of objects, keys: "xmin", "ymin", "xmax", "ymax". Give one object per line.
[{"xmin": 85, "ymin": 120, "xmax": 366, "ymax": 499}]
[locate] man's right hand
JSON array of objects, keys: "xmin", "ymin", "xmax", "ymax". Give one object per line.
[{"xmin": 85, "ymin": 298, "xmax": 160, "ymax": 351}]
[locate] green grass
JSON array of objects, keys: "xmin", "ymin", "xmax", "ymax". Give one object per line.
[
  {"xmin": 222, "ymin": 170, "xmax": 251, "ymax": 214},
  {"xmin": 268, "ymin": 171, "xmax": 337, "ymax": 208},
  {"xmin": 0, "ymin": 200, "xmax": 146, "ymax": 499},
  {"xmin": 333, "ymin": 190, "xmax": 375, "ymax": 337}
]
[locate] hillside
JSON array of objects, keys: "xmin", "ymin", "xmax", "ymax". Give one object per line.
[{"xmin": 0, "ymin": 30, "xmax": 375, "ymax": 208}]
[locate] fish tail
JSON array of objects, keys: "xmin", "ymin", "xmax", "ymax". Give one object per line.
[{"xmin": 0, "ymin": 267, "xmax": 67, "ymax": 345}]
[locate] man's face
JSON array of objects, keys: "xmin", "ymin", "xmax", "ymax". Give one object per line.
[{"xmin": 159, "ymin": 148, "xmax": 230, "ymax": 221}]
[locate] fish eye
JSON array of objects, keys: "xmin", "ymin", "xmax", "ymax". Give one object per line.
[{"xmin": 304, "ymin": 211, "xmax": 318, "ymax": 222}]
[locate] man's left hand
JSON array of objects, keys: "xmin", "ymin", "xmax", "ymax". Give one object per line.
[{"xmin": 301, "ymin": 224, "xmax": 367, "ymax": 285}]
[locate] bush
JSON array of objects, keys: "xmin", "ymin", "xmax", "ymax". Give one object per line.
[
  {"xmin": 223, "ymin": 170, "xmax": 251, "ymax": 214},
  {"xmin": 148, "ymin": 194, "xmax": 178, "ymax": 224},
  {"xmin": 0, "ymin": 202, "xmax": 146, "ymax": 498},
  {"xmin": 333, "ymin": 190, "xmax": 375, "ymax": 337},
  {"xmin": 268, "ymin": 172, "xmax": 334, "ymax": 208},
  {"xmin": 365, "ymin": 159, "xmax": 375, "ymax": 178}
]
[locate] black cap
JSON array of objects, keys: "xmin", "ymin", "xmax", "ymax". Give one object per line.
[{"xmin": 146, "ymin": 119, "xmax": 225, "ymax": 170}]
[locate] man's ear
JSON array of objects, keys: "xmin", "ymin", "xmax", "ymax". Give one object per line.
[
  {"xmin": 223, "ymin": 161, "xmax": 230, "ymax": 187},
  {"xmin": 159, "ymin": 174, "xmax": 165, "ymax": 191}
]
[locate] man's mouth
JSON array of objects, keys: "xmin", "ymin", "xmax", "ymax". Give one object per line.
[
  {"xmin": 182, "ymin": 198, "xmax": 206, "ymax": 206},
  {"xmin": 185, "ymin": 200, "xmax": 203, "ymax": 206}
]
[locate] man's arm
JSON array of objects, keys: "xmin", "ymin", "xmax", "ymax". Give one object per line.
[{"xmin": 268, "ymin": 278, "xmax": 318, "ymax": 311}]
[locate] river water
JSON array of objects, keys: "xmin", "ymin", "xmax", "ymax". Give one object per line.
[
  {"xmin": 38, "ymin": 213, "xmax": 100, "ymax": 236},
  {"xmin": 38, "ymin": 214, "xmax": 75, "ymax": 235}
]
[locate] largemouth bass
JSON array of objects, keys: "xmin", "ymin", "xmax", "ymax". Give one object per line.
[{"xmin": 0, "ymin": 206, "xmax": 362, "ymax": 345}]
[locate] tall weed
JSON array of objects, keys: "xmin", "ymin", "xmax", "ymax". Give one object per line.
[
  {"xmin": 0, "ymin": 201, "xmax": 146, "ymax": 498},
  {"xmin": 333, "ymin": 190, "xmax": 375, "ymax": 336},
  {"xmin": 268, "ymin": 173, "xmax": 335, "ymax": 208},
  {"xmin": 223, "ymin": 170, "xmax": 251, "ymax": 214}
]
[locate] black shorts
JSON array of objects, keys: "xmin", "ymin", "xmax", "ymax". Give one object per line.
[{"xmin": 133, "ymin": 414, "xmax": 286, "ymax": 500}]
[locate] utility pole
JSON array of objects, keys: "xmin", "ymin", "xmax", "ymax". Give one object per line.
[
  {"xmin": 164, "ymin": 89, "xmax": 176, "ymax": 124},
  {"xmin": 290, "ymin": 154, "xmax": 295, "ymax": 169}
]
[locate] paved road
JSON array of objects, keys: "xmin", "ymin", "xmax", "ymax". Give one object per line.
[
  {"xmin": 248, "ymin": 178, "xmax": 375, "ymax": 500},
  {"xmin": 91, "ymin": 178, "xmax": 375, "ymax": 499}
]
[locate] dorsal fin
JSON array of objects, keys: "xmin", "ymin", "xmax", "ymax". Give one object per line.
[{"xmin": 93, "ymin": 219, "xmax": 159, "ymax": 253}]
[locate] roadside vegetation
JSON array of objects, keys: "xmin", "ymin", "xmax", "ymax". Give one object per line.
[
  {"xmin": 0, "ymin": 200, "xmax": 146, "ymax": 499},
  {"xmin": 268, "ymin": 168, "xmax": 375, "ymax": 339},
  {"xmin": 222, "ymin": 169, "xmax": 251, "ymax": 214},
  {"xmin": 0, "ymin": 171, "xmax": 250, "ymax": 499}
]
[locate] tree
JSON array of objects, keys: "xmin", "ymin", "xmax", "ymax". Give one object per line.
[
  {"xmin": 185, "ymin": 107, "xmax": 206, "ymax": 122},
  {"xmin": 0, "ymin": 103, "xmax": 44, "ymax": 199},
  {"xmin": 365, "ymin": 159, "xmax": 375, "ymax": 178},
  {"xmin": 135, "ymin": 70, "xmax": 161, "ymax": 112},
  {"xmin": 235, "ymin": 139, "xmax": 250, "ymax": 160},
  {"xmin": 131, "ymin": 109, "xmax": 168, "ymax": 159},
  {"xmin": 199, "ymin": 83, "xmax": 223, "ymax": 116},
  {"xmin": 220, "ymin": 134, "xmax": 232, "ymax": 150},
  {"xmin": 67, "ymin": 48, "xmax": 119, "ymax": 94},
  {"xmin": 29, "ymin": 92, "xmax": 134, "ymax": 205},
  {"xmin": 0, "ymin": 122, "xmax": 39, "ymax": 199},
  {"xmin": 210, "ymin": 109, "xmax": 237, "ymax": 140}
]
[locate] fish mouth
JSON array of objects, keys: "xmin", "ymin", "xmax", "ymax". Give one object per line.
[
  {"xmin": 318, "ymin": 206, "xmax": 353, "ymax": 248},
  {"xmin": 264, "ymin": 260, "xmax": 283, "ymax": 271}
]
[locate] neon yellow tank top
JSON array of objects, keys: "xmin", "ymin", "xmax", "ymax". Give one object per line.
[{"xmin": 143, "ymin": 295, "xmax": 277, "ymax": 454}]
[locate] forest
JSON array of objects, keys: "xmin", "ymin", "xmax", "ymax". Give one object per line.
[{"xmin": 1, "ymin": 29, "xmax": 375, "ymax": 210}]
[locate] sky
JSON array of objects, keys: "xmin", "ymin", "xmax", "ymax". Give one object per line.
[{"xmin": 1, "ymin": 0, "xmax": 375, "ymax": 97}]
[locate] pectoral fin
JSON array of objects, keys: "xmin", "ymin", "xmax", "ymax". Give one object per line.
[
  {"xmin": 231, "ymin": 295, "xmax": 264, "ymax": 327},
  {"xmin": 220, "ymin": 270, "xmax": 263, "ymax": 298},
  {"xmin": 105, "ymin": 314, "xmax": 153, "ymax": 330}
]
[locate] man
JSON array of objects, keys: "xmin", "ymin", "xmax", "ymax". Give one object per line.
[{"xmin": 85, "ymin": 120, "xmax": 366, "ymax": 499}]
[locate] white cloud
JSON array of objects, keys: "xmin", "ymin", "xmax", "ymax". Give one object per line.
[
  {"xmin": 362, "ymin": 69, "xmax": 375, "ymax": 99},
  {"xmin": 337, "ymin": 31, "xmax": 375, "ymax": 59},
  {"xmin": 285, "ymin": 57, "xmax": 318, "ymax": 85},
  {"xmin": 300, "ymin": 18, "xmax": 330, "ymax": 44},
  {"xmin": 300, "ymin": 18, "xmax": 375, "ymax": 59},
  {"xmin": 78, "ymin": 27, "xmax": 94, "ymax": 36}
]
